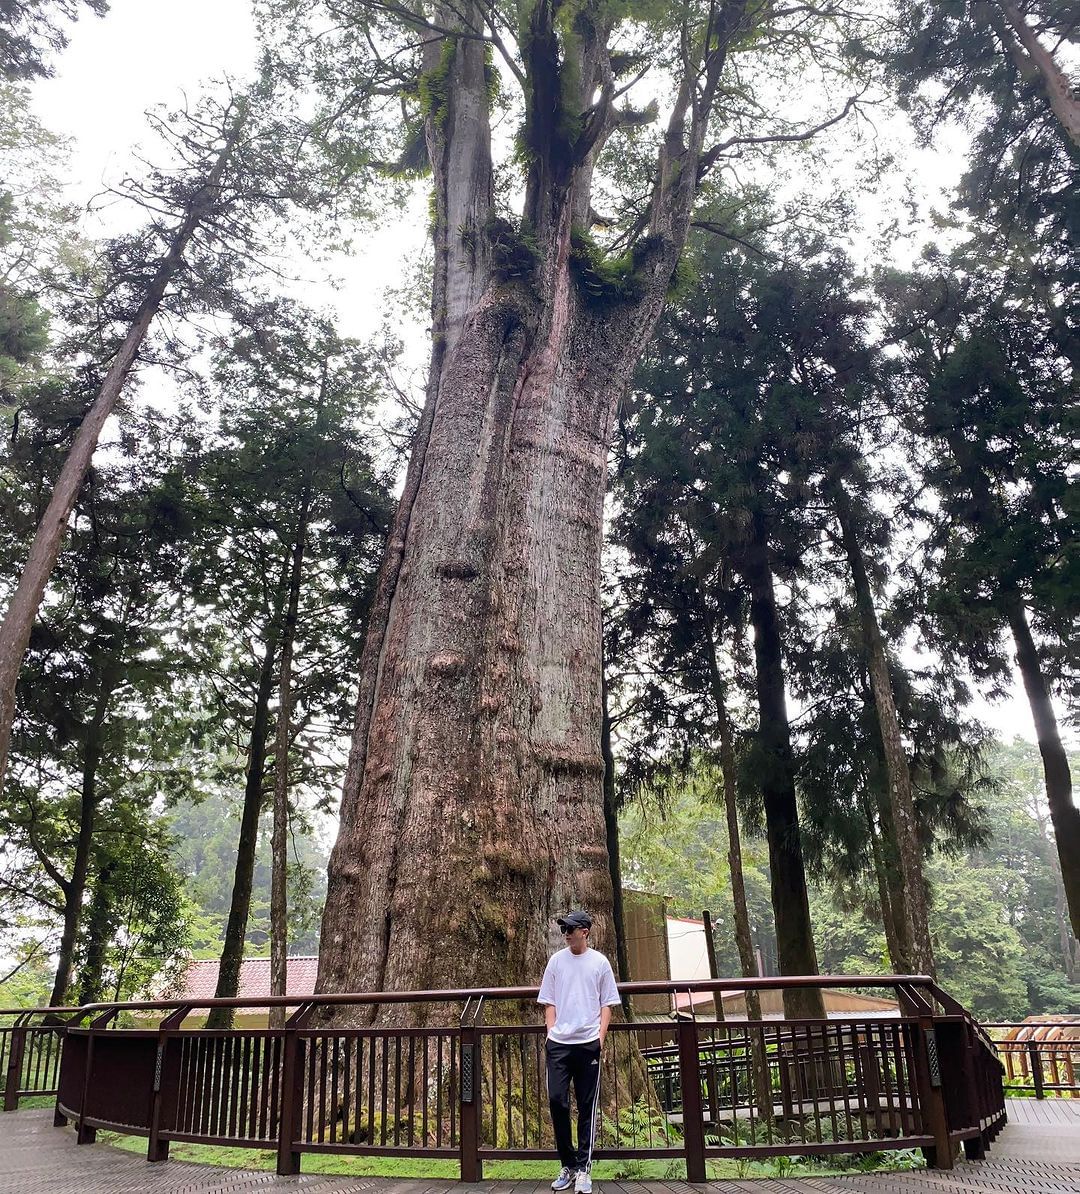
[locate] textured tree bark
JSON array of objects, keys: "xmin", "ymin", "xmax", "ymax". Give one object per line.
[
  {"xmin": 320, "ymin": 86, "xmax": 682, "ymax": 1020},
  {"xmin": 995, "ymin": 0, "xmax": 1080, "ymax": 148},
  {"xmin": 207, "ymin": 562, "xmax": 288, "ymax": 1030},
  {"xmin": 48, "ymin": 702, "xmax": 107, "ymax": 1006},
  {"xmin": 1005, "ymin": 594, "xmax": 1080, "ymax": 940},
  {"xmin": 318, "ymin": 270, "xmax": 665, "ymax": 1014},
  {"xmin": 0, "ymin": 110, "xmax": 245, "ymax": 795},
  {"xmin": 315, "ymin": 0, "xmax": 760, "ymax": 1017},
  {"xmin": 834, "ymin": 487, "xmax": 934, "ymax": 976},
  {"xmin": 742, "ymin": 509, "xmax": 825, "ymax": 1021}
]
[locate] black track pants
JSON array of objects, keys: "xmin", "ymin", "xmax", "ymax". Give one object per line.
[{"xmin": 546, "ymin": 1038, "xmax": 602, "ymax": 1170}]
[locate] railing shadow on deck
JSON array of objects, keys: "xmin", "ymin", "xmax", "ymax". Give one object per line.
[{"xmin": 3, "ymin": 976, "xmax": 1006, "ymax": 1180}]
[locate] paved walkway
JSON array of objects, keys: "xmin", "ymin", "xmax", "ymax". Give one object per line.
[{"xmin": 0, "ymin": 1102, "xmax": 1077, "ymax": 1194}]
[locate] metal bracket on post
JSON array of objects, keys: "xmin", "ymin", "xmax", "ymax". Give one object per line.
[
  {"xmin": 926, "ymin": 1029, "xmax": 942, "ymax": 1088},
  {"xmin": 913, "ymin": 1014, "xmax": 952, "ymax": 1170}
]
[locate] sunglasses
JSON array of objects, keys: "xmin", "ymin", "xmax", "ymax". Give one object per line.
[{"xmin": 561, "ymin": 926, "xmax": 585, "ymax": 934}]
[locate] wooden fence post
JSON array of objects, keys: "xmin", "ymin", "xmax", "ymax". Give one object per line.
[
  {"xmin": 1028, "ymin": 1041, "xmax": 1045, "ymax": 1099},
  {"xmin": 459, "ymin": 1009, "xmax": 482, "ymax": 1182},
  {"xmin": 147, "ymin": 1005, "xmax": 190, "ymax": 1163},
  {"xmin": 76, "ymin": 1010, "xmax": 117, "ymax": 1145},
  {"xmin": 676, "ymin": 1013, "xmax": 707, "ymax": 1182},
  {"xmin": 277, "ymin": 1002, "xmax": 313, "ymax": 1176},
  {"xmin": 3, "ymin": 1022, "xmax": 26, "ymax": 1111},
  {"xmin": 913, "ymin": 1017, "xmax": 952, "ymax": 1169}
]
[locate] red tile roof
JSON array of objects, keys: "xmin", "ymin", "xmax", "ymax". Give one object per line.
[{"xmin": 178, "ymin": 956, "xmax": 319, "ymax": 1010}]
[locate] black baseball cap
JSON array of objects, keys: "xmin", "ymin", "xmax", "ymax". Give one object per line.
[{"xmin": 556, "ymin": 910, "xmax": 592, "ymax": 931}]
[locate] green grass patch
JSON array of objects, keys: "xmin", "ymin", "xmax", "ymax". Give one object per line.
[
  {"xmin": 98, "ymin": 1131, "xmax": 924, "ymax": 1181},
  {"xmin": 10, "ymin": 1094, "xmax": 55, "ymax": 1109}
]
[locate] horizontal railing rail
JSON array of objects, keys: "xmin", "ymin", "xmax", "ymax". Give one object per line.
[
  {"xmin": 982, "ymin": 1022, "xmax": 1080, "ymax": 1099},
  {"xmin": 5, "ymin": 976, "xmax": 1007, "ymax": 1179}
]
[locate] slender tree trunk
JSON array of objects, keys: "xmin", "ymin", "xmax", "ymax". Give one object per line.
[
  {"xmin": 0, "ymin": 108, "xmax": 246, "ymax": 795},
  {"xmin": 269, "ymin": 472, "xmax": 318, "ymax": 1028},
  {"xmin": 866, "ymin": 784, "xmax": 915, "ymax": 974},
  {"xmin": 742, "ymin": 508, "xmax": 825, "ymax": 1021},
  {"xmin": 207, "ymin": 561, "xmax": 288, "ymax": 1030},
  {"xmin": 698, "ymin": 606, "xmax": 765, "ymax": 1019},
  {"xmin": 1030, "ymin": 785, "xmax": 1079, "ymax": 983},
  {"xmin": 834, "ymin": 487, "xmax": 934, "ymax": 976},
  {"xmin": 48, "ymin": 702, "xmax": 108, "ymax": 1005},
  {"xmin": 995, "ymin": 0, "xmax": 1080, "ymax": 148},
  {"xmin": 699, "ymin": 604, "xmax": 775, "ymax": 1118},
  {"xmin": 601, "ymin": 667, "xmax": 631, "ymax": 994},
  {"xmin": 1004, "ymin": 594, "xmax": 1080, "ymax": 940},
  {"xmin": 75, "ymin": 859, "xmax": 117, "ymax": 1007}
]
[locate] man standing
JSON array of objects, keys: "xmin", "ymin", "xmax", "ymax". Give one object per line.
[{"xmin": 538, "ymin": 910, "xmax": 622, "ymax": 1194}]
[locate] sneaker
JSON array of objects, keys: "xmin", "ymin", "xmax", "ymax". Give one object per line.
[
  {"xmin": 575, "ymin": 1168, "xmax": 592, "ymax": 1194},
  {"xmin": 551, "ymin": 1167, "xmax": 576, "ymax": 1191}
]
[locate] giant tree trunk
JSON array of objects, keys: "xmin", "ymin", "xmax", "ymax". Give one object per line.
[
  {"xmin": 834, "ymin": 487, "xmax": 934, "ymax": 976},
  {"xmin": 317, "ymin": 262, "xmax": 667, "ymax": 1013},
  {"xmin": 0, "ymin": 111, "xmax": 245, "ymax": 795},
  {"xmin": 315, "ymin": 29, "xmax": 710, "ymax": 1017},
  {"xmin": 207, "ymin": 568, "xmax": 288, "ymax": 1030},
  {"xmin": 313, "ymin": 0, "xmax": 757, "ymax": 1018},
  {"xmin": 742, "ymin": 508, "xmax": 825, "ymax": 1020},
  {"xmin": 1005, "ymin": 594, "xmax": 1080, "ymax": 939}
]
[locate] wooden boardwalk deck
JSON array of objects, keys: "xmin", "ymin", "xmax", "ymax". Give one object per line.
[{"xmin": 0, "ymin": 1101, "xmax": 1077, "ymax": 1194}]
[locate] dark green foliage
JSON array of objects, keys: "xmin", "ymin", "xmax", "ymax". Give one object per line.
[{"xmin": 0, "ymin": 0, "xmax": 108, "ymax": 80}]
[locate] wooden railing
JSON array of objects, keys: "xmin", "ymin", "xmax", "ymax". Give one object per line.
[
  {"xmin": 1, "ymin": 1007, "xmax": 78, "ymax": 1111},
  {"xmin": 10, "ymin": 977, "xmax": 1007, "ymax": 1178},
  {"xmin": 983, "ymin": 1022, "xmax": 1080, "ymax": 1098}
]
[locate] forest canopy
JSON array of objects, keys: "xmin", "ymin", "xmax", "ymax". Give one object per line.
[{"xmin": 0, "ymin": 0, "xmax": 1076, "ymax": 1020}]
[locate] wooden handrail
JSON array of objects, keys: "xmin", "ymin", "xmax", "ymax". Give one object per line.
[{"xmin": 11, "ymin": 974, "xmax": 936, "ymax": 1019}]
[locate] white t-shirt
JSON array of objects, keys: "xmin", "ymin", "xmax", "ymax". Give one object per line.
[{"xmin": 537, "ymin": 947, "xmax": 622, "ymax": 1044}]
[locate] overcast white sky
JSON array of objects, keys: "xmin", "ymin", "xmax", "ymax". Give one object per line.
[{"xmin": 27, "ymin": 0, "xmax": 1054, "ymax": 746}]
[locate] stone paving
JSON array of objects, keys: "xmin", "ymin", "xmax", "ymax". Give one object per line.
[{"xmin": 0, "ymin": 1102, "xmax": 1077, "ymax": 1194}]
